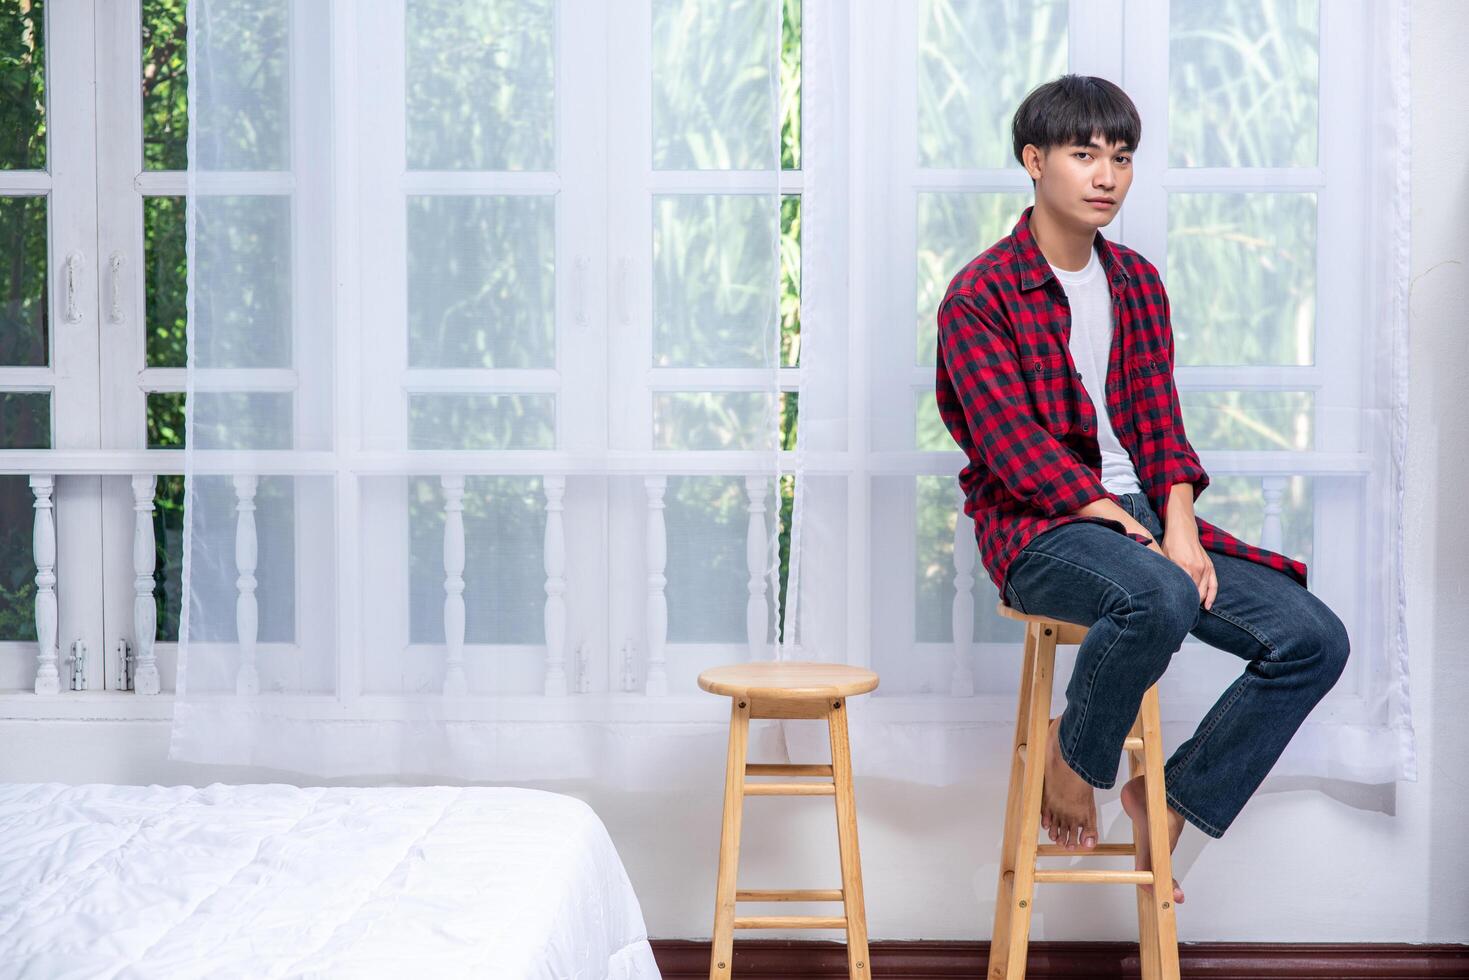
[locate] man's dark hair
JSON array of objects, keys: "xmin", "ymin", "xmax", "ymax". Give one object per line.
[{"xmin": 1011, "ymin": 74, "xmax": 1141, "ymax": 182}]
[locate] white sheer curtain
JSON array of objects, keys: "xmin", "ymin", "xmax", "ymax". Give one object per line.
[
  {"xmin": 787, "ymin": 0, "xmax": 1416, "ymax": 787},
  {"xmin": 171, "ymin": 0, "xmax": 788, "ymax": 783},
  {"xmin": 173, "ymin": 0, "xmax": 1416, "ymax": 792}
]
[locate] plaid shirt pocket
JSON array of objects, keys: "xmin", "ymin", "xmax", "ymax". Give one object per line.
[
  {"xmin": 1021, "ymin": 351, "xmax": 1074, "ymax": 436},
  {"xmin": 1129, "ymin": 352, "xmax": 1173, "ymax": 432}
]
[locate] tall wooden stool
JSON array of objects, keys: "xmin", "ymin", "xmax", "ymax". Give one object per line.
[
  {"xmin": 699, "ymin": 662, "xmax": 879, "ymax": 980},
  {"xmin": 989, "ymin": 602, "xmax": 1181, "ymax": 980}
]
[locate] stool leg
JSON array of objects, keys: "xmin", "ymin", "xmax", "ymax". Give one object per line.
[
  {"xmin": 711, "ymin": 697, "xmax": 751, "ymax": 980},
  {"xmin": 987, "ymin": 619, "xmax": 1038, "ymax": 979},
  {"xmin": 1004, "ymin": 622, "xmax": 1058, "ymax": 980},
  {"xmin": 1136, "ymin": 684, "xmax": 1181, "ymax": 980},
  {"xmin": 828, "ymin": 698, "xmax": 871, "ymax": 979},
  {"xmin": 1128, "ymin": 708, "xmax": 1162, "ymax": 980}
]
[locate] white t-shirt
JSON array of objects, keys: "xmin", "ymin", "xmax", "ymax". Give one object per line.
[{"xmin": 1048, "ymin": 246, "xmax": 1142, "ymax": 495}]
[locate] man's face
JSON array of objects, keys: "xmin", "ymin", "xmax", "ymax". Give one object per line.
[{"xmin": 1026, "ymin": 134, "xmax": 1134, "ymax": 230}]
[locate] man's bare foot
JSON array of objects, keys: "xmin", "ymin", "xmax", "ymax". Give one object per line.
[
  {"xmin": 1040, "ymin": 716, "xmax": 1098, "ymax": 851},
  {"xmin": 1120, "ymin": 774, "xmax": 1186, "ymax": 904}
]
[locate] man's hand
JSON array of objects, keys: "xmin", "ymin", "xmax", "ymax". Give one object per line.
[{"xmin": 1162, "ymin": 523, "xmax": 1217, "ymax": 610}]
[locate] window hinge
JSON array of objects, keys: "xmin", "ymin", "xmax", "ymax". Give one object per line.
[
  {"xmin": 67, "ymin": 640, "xmax": 88, "ymax": 691},
  {"xmin": 116, "ymin": 638, "xmax": 135, "ymax": 692}
]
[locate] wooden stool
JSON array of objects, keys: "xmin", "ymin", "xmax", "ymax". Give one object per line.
[
  {"xmin": 699, "ymin": 662, "xmax": 880, "ymax": 980},
  {"xmin": 989, "ymin": 602, "xmax": 1181, "ymax": 980}
]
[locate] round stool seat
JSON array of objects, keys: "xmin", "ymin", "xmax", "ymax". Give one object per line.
[
  {"xmin": 997, "ymin": 601, "xmax": 1092, "ymax": 644},
  {"xmin": 698, "ymin": 661, "xmax": 879, "ymax": 701}
]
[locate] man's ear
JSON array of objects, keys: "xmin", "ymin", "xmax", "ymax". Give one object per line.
[{"xmin": 1022, "ymin": 143, "xmax": 1044, "ymax": 182}]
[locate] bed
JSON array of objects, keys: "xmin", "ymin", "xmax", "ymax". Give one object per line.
[{"xmin": 0, "ymin": 782, "xmax": 661, "ymax": 979}]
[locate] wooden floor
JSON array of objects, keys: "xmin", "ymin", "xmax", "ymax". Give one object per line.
[{"xmin": 648, "ymin": 939, "xmax": 1469, "ymax": 978}]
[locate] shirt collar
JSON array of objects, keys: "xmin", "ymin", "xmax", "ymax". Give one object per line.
[{"xmin": 1010, "ymin": 203, "xmax": 1131, "ymax": 292}]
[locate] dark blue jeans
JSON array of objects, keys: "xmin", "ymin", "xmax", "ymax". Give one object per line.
[{"xmin": 1001, "ymin": 490, "xmax": 1350, "ymax": 838}]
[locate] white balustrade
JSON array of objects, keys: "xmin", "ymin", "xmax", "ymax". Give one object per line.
[
  {"xmin": 950, "ymin": 493, "xmax": 976, "ymax": 697},
  {"xmin": 744, "ymin": 475, "xmax": 770, "ymax": 662},
  {"xmin": 1260, "ymin": 475, "xmax": 1287, "ymax": 553},
  {"xmin": 30, "ymin": 476, "xmax": 59, "ymax": 695},
  {"xmin": 642, "ymin": 476, "xmax": 668, "ymax": 696},
  {"xmin": 542, "ymin": 475, "xmax": 568, "ymax": 696},
  {"xmin": 233, "ymin": 475, "xmax": 260, "ymax": 696},
  {"xmin": 131, "ymin": 474, "xmax": 161, "ymax": 695},
  {"xmin": 441, "ymin": 475, "xmax": 468, "ymax": 696}
]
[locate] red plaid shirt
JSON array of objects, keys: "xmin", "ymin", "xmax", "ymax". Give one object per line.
[{"xmin": 935, "ymin": 204, "xmax": 1308, "ymax": 601}]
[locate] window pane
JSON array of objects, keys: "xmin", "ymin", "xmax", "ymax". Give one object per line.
[
  {"xmin": 151, "ymin": 474, "xmax": 186, "ymax": 642},
  {"xmin": 652, "ymin": 0, "xmax": 778, "ymax": 170},
  {"xmin": 917, "ymin": 0, "xmax": 1067, "ymax": 170},
  {"xmin": 193, "ymin": 195, "xmax": 293, "ymax": 367},
  {"xmin": 405, "ymin": 0, "xmax": 554, "ymax": 172},
  {"xmin": 915, "ymin": 390, "xmax": 950, "ymax": 450},
  {"xmin": 781, "ymin": 0, "xmax": 800, "ymax": 170},
  {"xmin": 144, "ymin": 196, "xmax": 187, "ymax": 368},
  {"xmin": 1, "ymin": 393, "xmax": 50, "ymax": 638},
  {"xmin": 142, "ymin": 0, "xmax": 188, "ymax": 171},
  {"xmin": 194, "ymin": 0, "xmax": 288, "ymax": 171},
  {"xmin": 653, "ymin": 194, "xmax": 779, "ymax": 368},
  {"xmin": 914, "ymin": 475, "xmax": 1024, "ymax": 644},
  {"xmin": 1181, "ymin": 390, "xmax": 1314, "ymax": 451},
  {"xmin": 408, "ymin": 475, "xmax": 546, "ymax": 645},
  {"xmin": 665, "ymin": 475, "xmax": 767, "ymax": 643},
  {"xmin": 0, "ymin": 196, "xmax": 48, "ymax": 366},
  {"xmin": 146, "ymin": 391, "xmax": 185, "ymax": 448},
  {"xmin": 780, "ymin": 194, "xmax": 801, "ymax": 367},
  {"xmin": 653, "ymin": 391, "xmax": 775, "ymax": 450},
  {"xmin": 0, "ymin": 476, "xmax": 38, "ymax": 642},
  {"xmin": 1195, "ymin": 474, "xmax": 1314, "ymax": 573},
  {"xmin": 1167, "ymin": 192, "xmax": 1316, "ymax": 366},
  {"xmin": 191, "ymin": 391, "xmax": 292, "ymax": 449},
  {"xmin": 0, "ymin": 0, "xmax": 45, "ymax": 170},
  {"xmin": 916, "ymin": 192, "xmax": 1030, "ymax": 366},
  {"xmin": 184, "ymin": 475, "xmax": 295, "ymax": 644},
  {"xmin": 407, "ymin": 195, "xmax": 555, "ymax": 369},
  {"xmin": 1169, "ymin": 0, "xmax": 1318, "ymax": 168},
  {"xmin": 0, "ymin": 391, "xmax": 48, "ymax": 447},
  {"xmin": 407, "ymin": 393, "xmax": 555, "ymax": 450}
]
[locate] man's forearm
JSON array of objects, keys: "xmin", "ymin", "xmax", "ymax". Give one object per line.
[{"xmin": 1164, "ymin": 482, "xmax": 1200, "ymax": 538}]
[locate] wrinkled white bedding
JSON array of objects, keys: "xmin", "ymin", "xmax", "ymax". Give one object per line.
[{"xmin": 0, "ymin": 782, "xmax": 661, "ymax": 979}]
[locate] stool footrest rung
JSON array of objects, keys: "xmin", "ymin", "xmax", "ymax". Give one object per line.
[
  {"xmin": 745, "ymin": 763, "xmax": 833, "ymax": 776},
  {"xmin": 1036, "ymin": 843, "xmax": 1135, "ymax": 857},
  {"xmin": 734, "ymin": 915, "xmax": 848, "ymax": 930},
  {"xmin": 736, "ymin": 889, "xmax": 843, "ymax": 903},
  {"xmin": 1033, "ymin": 869, "xmax": 1155, "ymax": 885},
  {"xmin": 1123, "ymin": 736, "xmax": 1144, "ymax": 751},
  {"xmin": 743, "ymin": 781, "xmax": 836, "ymax": 796}
]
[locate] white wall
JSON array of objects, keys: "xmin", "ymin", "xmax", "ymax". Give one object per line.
[{"xmin": 2, "ymin": 0, "xmax": 1464, "ymax": 943}]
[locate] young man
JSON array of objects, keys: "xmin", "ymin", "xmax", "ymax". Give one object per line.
[{"xmin": 934, "ymin": 75, "xmax": 1349, "ymax": 904}]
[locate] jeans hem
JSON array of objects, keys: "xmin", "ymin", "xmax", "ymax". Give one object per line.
[
  {"xmin": 1164, "ymin": 786, "xmax": 1226, "ymax": 839},
  {"xmin": 1057, "ymin": 736, "xmax": 1117, "ymax": 790}
]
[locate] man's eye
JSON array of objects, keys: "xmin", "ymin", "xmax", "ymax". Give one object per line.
[{"xmin": 1074, "ymin": 152, "xmax": 1090, "ymax": 160}]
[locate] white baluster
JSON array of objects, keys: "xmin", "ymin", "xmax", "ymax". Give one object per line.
[
  {"xmin": 950, "ymin": 495, "xmax": 977, "ymax": 697},
  {"xmin": 744, "ymin": 476, "xmax": 770, "ymax": 662},
  {"xmin": 1260, "ymin": 476, "xmax": 1287, "ymax": 553},
  {"xmin": 643, "ymin": 476, "xmax": 668, "ymax": 696},
  {"xmin": 30, "ymin": 476, "xmax": 58, "ymax": 695},
  {"xmin": 441, "ymin": 475, "xmax": 468, "ymax": 696},
  {"xmin": 542, "ymin": 475, "xmax": 568, "ymax": 696},
  {"xmin": 233, "ymin": 475, "xmax": 260, "ymax": 696},
  {"xmin": 131, "ymin": 474, "xmax": 161, "ymax": 695}
]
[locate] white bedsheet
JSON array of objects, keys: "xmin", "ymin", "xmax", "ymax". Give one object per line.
[{"xmin": 0, "ymin": 782, "xmax": 661, "ymax": 979}]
